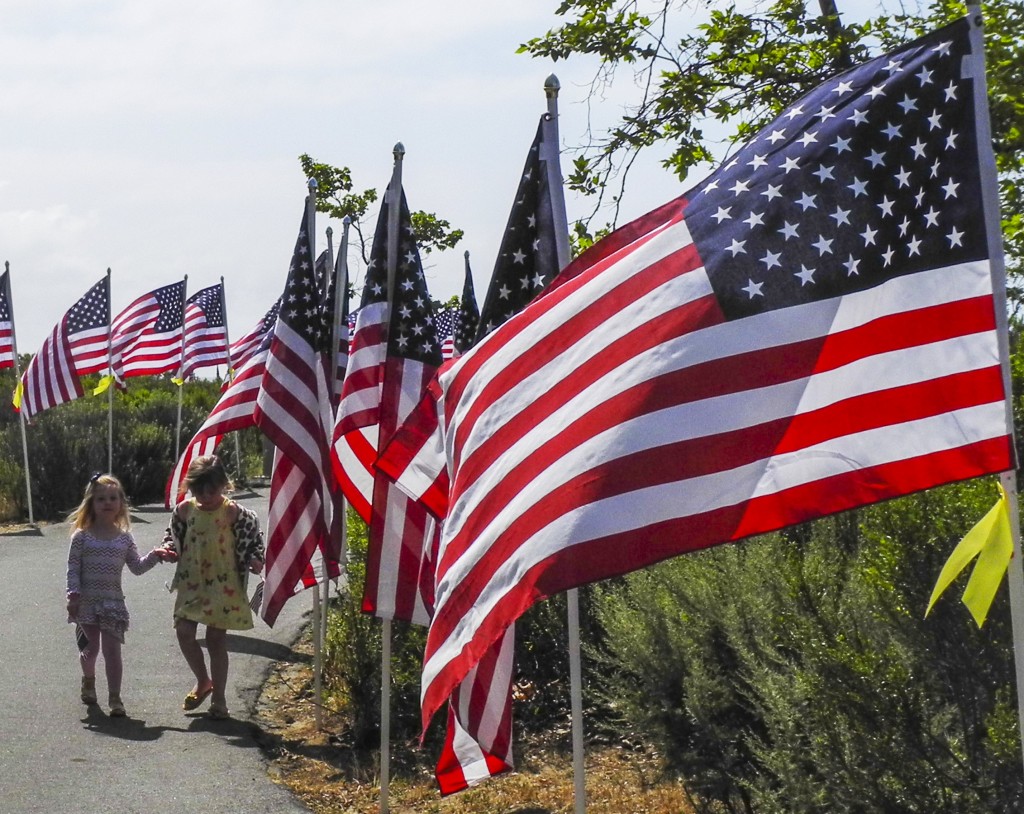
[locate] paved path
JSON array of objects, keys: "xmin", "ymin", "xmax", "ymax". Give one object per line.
[{"xmin": 0, "ymin": 487, "xmax": 310, "ymax": 814}]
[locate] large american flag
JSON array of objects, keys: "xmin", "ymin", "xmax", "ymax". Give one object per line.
[
  {"xmin": 110, "ymin": 280, "xmax": 186, "ymax": 380},
  {"xmin": 179, "ymin": 283, "xmax": 228, "ymax": 380},
  {"xmin": 229, "ymin": 298, "xmax": 280, "ymax": 372},
  {"xmin": 335, "ymin": 186, "xmax": 442, "ymax": 625},
  {"xmin": 416, "ymin": 18, "xmax": 1013, "ymax": 733},
  {"xmin": 0, "ymin": 268, "xmax": 13, "ymax": 370},
  {"xmin": 254, "ymin": 203, "xmax": 335, "ymax": 626},
  {"xmin": 18, "ymin": 276, "xmax": 110, "ymax": 421},
  {"xmin": 475, "ymin": 117, "xmax": 558, "ymax": 342}
]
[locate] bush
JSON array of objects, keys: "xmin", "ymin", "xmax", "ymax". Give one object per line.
[{"xmin": 588, "ymin": 480, "xmax": 1024, "ymax": 813}]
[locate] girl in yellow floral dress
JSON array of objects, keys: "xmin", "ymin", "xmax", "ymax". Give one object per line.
[{"xmin": 161, "ymin": 456, "xmax": 263, "ymax": 719}]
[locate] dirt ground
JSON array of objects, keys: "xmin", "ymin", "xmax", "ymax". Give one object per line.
[{"xmin": 253, "ymin": 638, "xmax": 697, "ymax": 814}]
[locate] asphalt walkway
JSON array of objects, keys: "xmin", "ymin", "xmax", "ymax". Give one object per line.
[{"xmin": 0, "ymin": 486, "xmax": 310, "ymax": 814}]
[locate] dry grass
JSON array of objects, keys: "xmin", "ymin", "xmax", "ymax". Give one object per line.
[{"xmin": 255, "ymin": 641, "xmax": 696, "ymax": 814}]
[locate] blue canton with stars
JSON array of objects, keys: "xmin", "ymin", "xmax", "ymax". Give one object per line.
[
  {"xmin": 685, "ymin": 18, "xmax": 983, "ymax": 321},
  {"xmin": 187, "ymin": 284, "xmax": 224, "ymax": 326},
  {"xmin": 278, "ymin": 209, "xmax": 320, "ymax": 347},
  {"xmin": 360, "ymin": 187, "xmax": 441, "ymax": 366}
]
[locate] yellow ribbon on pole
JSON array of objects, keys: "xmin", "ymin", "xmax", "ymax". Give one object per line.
[
  {"xmin": 12, "ymin": 380, "xmax": 22, "ymax": 411},
  {"xmin": 92, "ymin": 374, "xmax": 114, "ymax": 395},
  {"xmin": 926, "ymin": 484, "xmax": 1014, "ymax": 628}
]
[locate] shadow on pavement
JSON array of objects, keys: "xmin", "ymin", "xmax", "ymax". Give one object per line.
[
  {"xmin": 0, "ymin": 526, "xmax": 45, "ymax": 537},
  {"xmin": 82, "ymin": 707, "xmax": 191, "ymax": 741},
  {"xmin": 222, "ymin": 633, "xmax": 308, "ymax": 663}
]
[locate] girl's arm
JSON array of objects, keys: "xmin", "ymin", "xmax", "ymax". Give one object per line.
[
  {"xmin": 124, "ymin": 533, "xmax": 162, "ymax": 575},
  {"xmin": 66, "ymin": 531, "xmax": 83, "ymax": 620},
  {"xmin": 159, "ymin": 502, "xmax": 189, "ymax": 560},
  {"xmin": 232, "ymin": 505, "xmax": 265, "ymax": 573}
]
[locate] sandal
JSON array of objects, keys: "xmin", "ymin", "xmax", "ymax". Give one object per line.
[
  {"xmin": 81, "ymin": 676, "xmax": 97, "ymax": 705},
  {"xmin": 182, "ymin": 685, "xmax": 213, "ymax": 711},
  {"xmin": 108, "ymin": 695, "xmax": 126, "ymax": 717},
  {"xmin": 207, "ymin": 702, "xmax": 230, "ymax": 720}
]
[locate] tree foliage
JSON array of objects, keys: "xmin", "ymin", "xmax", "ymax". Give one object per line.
[
  {"xmin": 520, "ymin": 0, "xmax": 1024, "ymax": 276},
  {"xmin": 299, "ymin": 153, "xmax": 464, "ymax": 267}
]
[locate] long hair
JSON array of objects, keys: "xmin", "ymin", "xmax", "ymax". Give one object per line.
[
  {"xmin": 183, "ymin": 455, "xmax": 232, "ymax": 497},
  {"xmin": 69, "ymin": 473, "xmax": 131, "ymax": 532}
]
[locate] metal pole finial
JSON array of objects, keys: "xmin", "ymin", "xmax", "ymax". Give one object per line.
[
  {"xmin": 464, "ymin": 250, "xmax": 470, "ymax": 259},
  {"xmin": 343, "ymin": 215, "xmax": 352, "ymax": 226},
  {"xmin": 545, "ymin": 74, "xmax": 561, "ymax": 98},
  {"xmin": 326, "ymin": 225, "xmax": 333, "ymax": 238},
  {"xmin": 393, "ymin": 142, "xmax": 406, "ymax": 160},
  {"xmin": 307, "ymin": 177, "xmax": 318, "ymax": 191}
]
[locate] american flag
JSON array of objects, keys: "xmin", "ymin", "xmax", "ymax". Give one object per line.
[
  {"xmin": 456, "ymin": 255, "xmax": 480, "ymax": 354},
  {"xmin": 179, "ymin": 283, "xmax": 228, "ymax": 380},
  {"xmin": 319, "ymin": 249, "xmax": 349, "ymax": 407},
  {"xmin": 337, "ymin": 186, "xmax": 442, "ymax": 626},
  {"xmin": 229, "ymin": 299, "xmax": 281, "ymax": 372},
  {"xmin": 110, "ymin": 280, "xmax": 186, "ymax": 380},
  {"xmin": 475, "ymin": 117, "xmax": 558, "ymax": 342},
  {"xmin": 0, "ymin": 268, "xmax": 13, "ymax": 370},
  {"xmin": 435, "ymin": 306, "xmax": 458, "ymax": 361},
  {"xmin": 254, "ymin": 203, "xmax": 335, "ymax": 626},
  {"xmin": 379, "ymin": 119, "xmax": 564, "ymax": 791},
  {"xmin": 164, "ymin": 338, "xmax": 270, "ymax": 507},
  {"xmin": 418, "ymin": 18, "xmax": 1013, "ymax": 735},
  {"xmin": 18, "ymin": 276, "xmax": 110, "ymax": 421}
]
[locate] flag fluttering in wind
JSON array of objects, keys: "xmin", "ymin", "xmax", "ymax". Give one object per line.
[
  {"xmin": 0, "ymin": 268, "xmax": 14, "ymax": 370},
  {"xmin": 337, "ymin": 186, "xmax": 442, "ymax": 626},
  {"xmin": 254, "ymin": 203, "xmax": 335, "ymax": 626},
  {"xmin": 109, "ymin": 280, "xmax": 186, "ymax": 381},
  {"xmin": 416, "ymin": 18, "xmax": 1014, "ymax": 738},
  {"xmin": 229, "ymin": 298, "xmax": 280, "ymax": 372},
  {"xmin": 17, "ymin": 275, "xmax": 110, "ymax": 421},
  {"xmin": 475, "ymin": 118, "xmax": 559, "ymax": 342},
  {"xmin": 179, "ymin": 283, "xmax": 228, "ymax": 380}
]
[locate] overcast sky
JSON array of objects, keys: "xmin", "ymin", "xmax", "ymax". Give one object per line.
[{"xmin": 1, "ymin": 0, "xmax": 882, "ymax": 355}]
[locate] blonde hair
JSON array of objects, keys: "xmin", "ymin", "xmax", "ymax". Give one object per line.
[
  {"xmin": 69, "ymin": 473, "xmax": 131, "ymax": 531},
  {"xmin": 184, "ymin": 455, "xmax": 232, "ymax": 496}
]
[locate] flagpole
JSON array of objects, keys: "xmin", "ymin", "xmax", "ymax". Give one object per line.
[
  {"xmin": 967, "ymin": 5, "xmax": 1024, "ymax": 773},
  {"xmin": 217, "ymin": 278, "xmax": 245, "ymax": 482},
  {"xmin": 6, "ymin": 263, "xmax": 34, "ymax": 525},
  {"xmin": 300, "ymin": 179, "xmax": 329, "ymax": 734},
  {"xmin": 545, "ymin": 73, "xmax": 587, "ymax": 814},
  {"xmin": 105, "ymin": 268, "xmax": 113, "ymax": 474},
  {"xmin": 376, "ymin": 143, "xmax": 404, "ymax": 814},
  {"xmin": 174, "ymin": 274, "xmax": 189, "ymax": 463}
]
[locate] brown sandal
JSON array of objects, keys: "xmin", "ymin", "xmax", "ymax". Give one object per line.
[{"xmin": 182, "ymin": 685, "xmax": 213, "ymax": 711}]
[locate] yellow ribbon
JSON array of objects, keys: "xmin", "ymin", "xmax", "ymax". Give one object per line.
[
  {"xmin": 92, "ymin": 374, "xmax": 114, "ymax": 395},
  {"xmin": 926, "ymin": 484, "xmax": 1013, "ymax": 628},
  {"xmin": 11, "ymin": 380, "xmax": 22, "ymax": 410}
]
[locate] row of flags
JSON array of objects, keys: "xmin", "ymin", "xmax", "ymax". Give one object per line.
[
  {"xmin": 0, "ymin": 265, "xmax": 474, "ymax": 421},
  {"xmin": 2, "ymin": 15, "xmax": 1017, "ymax": 801}
]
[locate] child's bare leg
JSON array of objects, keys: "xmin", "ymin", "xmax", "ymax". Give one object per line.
[
  {"xmin": 79, "ymin": 623, "xmax": 101, "ymax": 677},
  {"xmin": 205, "ymin": 626, "xmax": 229, "ymax": 708},
  {"xmin": 174, "ymin": 618, "xmax": 212, "ymax": 694},
  {"xmin": 100, "ymin": 631, "xmax": 123, "ymax": 698}
]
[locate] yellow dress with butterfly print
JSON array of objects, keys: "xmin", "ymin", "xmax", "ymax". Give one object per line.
[{"xmin": 172, "ymin": 498, "xmax": 253, "ymax": 630}]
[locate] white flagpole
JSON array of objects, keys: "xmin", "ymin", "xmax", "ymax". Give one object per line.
[
  {"xmin": 174, "ymin": 274, "xmax": 189, "ymax": 463},
  {"xmin": 377, "ymin": 143, "xmax": 404, "ymax": 814},
  {"xmin": 966, "ymin": 6, "xmax": 1024, "ymax": 773},
  {"xmin": 544, "ymin": 74, "xmax": 587, "ymax": 814},
  {"xmin": 105, "ymin": 268, "xmax": 113, "ymax": 474},
  {"xmin": 6, "ymin": 263, "xmax": 34, "ymax": 525},
  {"xmin": 216, "ymin": 279, "xmax": 244, "ymax": 482}
]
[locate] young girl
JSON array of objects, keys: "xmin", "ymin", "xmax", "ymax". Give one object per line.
[
  {"xmin": 161, "ymin": 455, "xmax": 264, "ymax": 720},
  {"xmin": 66, "ymin": 473, "xmax": 170, "ymax": 717}
]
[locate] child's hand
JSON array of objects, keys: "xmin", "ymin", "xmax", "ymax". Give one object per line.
[
  {"xmin": 249, "ymin": 558, "xmax": 264, "ymax": 575},
  {"xmin": 156, "ymin": 546, "xmax": 178, "ymax": 563}
]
